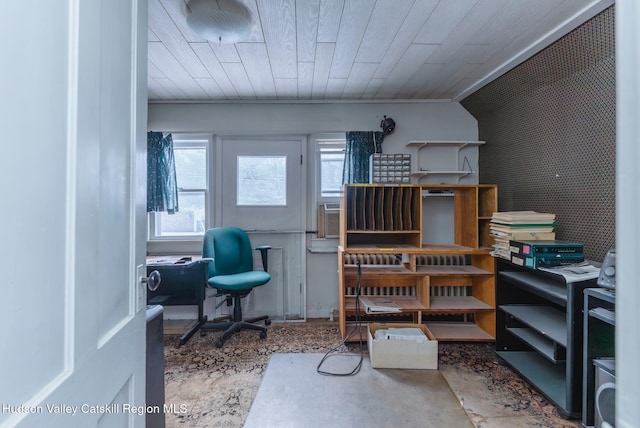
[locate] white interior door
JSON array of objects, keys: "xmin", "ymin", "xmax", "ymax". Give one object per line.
[
  {"xmin": 0, "ymin": 1, "xmax": 148, "ymax": 427},
  {"xmin": 220, "ymin": 138, "xmax": 306, "ymax": 320}
]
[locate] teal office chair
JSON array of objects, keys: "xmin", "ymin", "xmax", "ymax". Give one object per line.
[{"xmin": 200, "ymin": 227, "xmax": 272, "ymax": 348}]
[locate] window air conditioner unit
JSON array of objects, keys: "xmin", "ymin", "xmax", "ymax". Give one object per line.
[{"xmin": 318, "ymin": 203, "xmax": 340, "ymax": 238}]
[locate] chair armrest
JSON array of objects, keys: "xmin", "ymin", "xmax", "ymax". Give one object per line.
[{"xmin": 255, "ymin": 245, "xmax": 272, "ymax": 272}]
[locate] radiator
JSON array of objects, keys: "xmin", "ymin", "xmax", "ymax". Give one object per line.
[
  {"xmin": 417, "ymin": 254, "xmax": 470, "ymax": 297},
  {"xmin": 344, "ymin": 253, "xmax": 400, "ymax": 266},
  {"xmin": 344, "ymin": 254, "xmax": 405, "ymax": 297},
  {"xmin": 343, "ymin": 254, "xmax": 470, "ymax": 298}
]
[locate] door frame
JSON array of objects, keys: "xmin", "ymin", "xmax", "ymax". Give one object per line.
[{"xmin": 213, "ymin": 135, "xmax": 308, "ymax": 320}]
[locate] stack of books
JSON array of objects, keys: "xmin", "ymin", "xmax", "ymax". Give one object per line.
[{"xmin": 490, "ymin": 211, "xmax": 556, "ymax": 259}]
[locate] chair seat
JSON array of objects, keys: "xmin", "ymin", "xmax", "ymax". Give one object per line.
[{"xmin": 208, "ymin": 271, "xmax": 270, "ymax": 291}]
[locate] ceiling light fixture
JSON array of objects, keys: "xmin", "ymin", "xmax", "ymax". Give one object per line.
[{"xmin": 186, "ymin": 0, "xmax": 253, "ymax": 44}]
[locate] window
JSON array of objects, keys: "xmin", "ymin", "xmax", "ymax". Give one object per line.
[
  {"xmin": 150, "ymin": 136, "xmax": 209, "ymax": 239},
  {"xmin": 317, "ymin": 138, "xmax": 345, "ymax": 200},
  {"xmin": 237, "ymin": 155, "xmax": 287, "ymax": 206}
]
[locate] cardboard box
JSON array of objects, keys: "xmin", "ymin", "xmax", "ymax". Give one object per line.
[{"xmin": 367, "ymin": 323, "xmax": 438, "ymax": 369}]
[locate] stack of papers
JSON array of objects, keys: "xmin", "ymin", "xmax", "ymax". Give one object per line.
[
  {"xmin": 490, "ymin": 211, "xmax": 557, "ymax": 259},
  {"xmin": 539, "ymin": 262, "xmax": 600, "ymax": 283}
]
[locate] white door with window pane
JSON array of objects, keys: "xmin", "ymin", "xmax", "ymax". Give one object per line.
[{"xmin": 220, "ymin": 138, "xmax": 305, "ymax": 320}]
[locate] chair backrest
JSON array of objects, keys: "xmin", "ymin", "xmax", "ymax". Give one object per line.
[{"xmin": 202, "ymin": 227, "xmax": 254, "ymax": 278}]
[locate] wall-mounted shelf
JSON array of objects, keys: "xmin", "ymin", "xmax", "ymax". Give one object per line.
[
  {"xmin": 406, "ymin": 140, "xmax": 485, "ymax": 148},
  {"xmin": 406, "ymin": 140, "xmax": 484, "ymax": 184},
  {"xmin": 411, "ymin": 171, "xmax": 476, "ymax": 179}
]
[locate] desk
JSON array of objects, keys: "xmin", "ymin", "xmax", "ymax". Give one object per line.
[
  {"xmin": 582, "ymin": 288, "xmax": 615, "ymax": 427},
  {"xmin": 146, "ymin": 256, "xmax": 209, "ymax": 346}
]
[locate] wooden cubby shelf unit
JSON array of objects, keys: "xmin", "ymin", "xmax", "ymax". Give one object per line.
[{"xmin": 337, "ymin": 184, "xmax": 498, "ymax": 343}]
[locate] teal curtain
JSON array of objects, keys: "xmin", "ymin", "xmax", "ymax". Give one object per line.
[
  {"xmin": 342, "ymin": 131, "xmax": 385, "ymax": 184},
  {"xmin": 147, "ymin": 131, "xmax": 179, "ymax": 213}
]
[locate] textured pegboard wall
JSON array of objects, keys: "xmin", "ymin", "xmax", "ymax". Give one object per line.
[{"xmin": 462, "ymin": 7, "xmax": 615, "ymax": 261}]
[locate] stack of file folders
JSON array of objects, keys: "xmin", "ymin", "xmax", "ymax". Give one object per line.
[{"xmin": 489, "ymin": 211, "xmax": 556, "ymax": 259}]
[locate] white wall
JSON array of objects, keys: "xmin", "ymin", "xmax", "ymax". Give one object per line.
[
  {"xmin": 147, "ymin": 101, "xmax": 479, "ymax": 319},
  {"xmin": 148, "ymin": 101, "xmax": 477, "ymax": 140}
]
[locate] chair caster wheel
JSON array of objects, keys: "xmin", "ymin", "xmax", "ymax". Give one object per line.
[
  {"xmin": 260, "ymin": 331, "xmax": 267, "ymax": 339},
  {"xmin": 265, "ymin": 319, "xmax": 271, "ymax": 326},
  {"xmin": 215, "ymin": 340, "xmax": 224, "ymax": 348}
]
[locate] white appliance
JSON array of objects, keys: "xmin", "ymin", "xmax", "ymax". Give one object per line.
[{"xmin": 318, "ymin": 203, "xmax": 340, "ymax": 238}]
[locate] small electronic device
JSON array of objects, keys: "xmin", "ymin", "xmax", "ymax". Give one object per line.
[
  {"xmin": 509, "ymin": 240, "xmax": 584, "ymax": 256},
  {"xmin": 597, "ymin": 249, "xmax": 616, "ymax": 290}
]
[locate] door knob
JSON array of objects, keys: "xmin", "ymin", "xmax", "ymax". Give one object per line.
[{"xmin": 141, "ymin": 270, "xmax": 161, "ymax": 291}]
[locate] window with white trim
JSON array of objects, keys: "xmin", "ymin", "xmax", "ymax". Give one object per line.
[
  {"xmin": 317, "ymin": 137, "xmax": 346, "ymax": 202},
  {"xmin": 149, "ymin": 136, "xmax": 209, "ymax": 239}
]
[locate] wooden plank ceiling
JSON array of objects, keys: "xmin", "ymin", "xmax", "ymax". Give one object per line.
[{"xmin": 148, "ymin": 0, "xmax": 612, "ymax": 102}]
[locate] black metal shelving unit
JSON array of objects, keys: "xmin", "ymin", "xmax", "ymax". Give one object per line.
[
  {"xmin": 495, "ymin": 258, "xmax": 597, "ymax": 419},
  {"xmin": 582, "ymin": 288, "xmax": 615, "ymax": 427}
]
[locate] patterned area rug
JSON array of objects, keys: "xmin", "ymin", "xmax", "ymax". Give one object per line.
[
  {"xmin": 163, "ymin": 321, "xmax": 580, "ymax": 427},
  {"xmin": 163, "ymin": 321, "xmax": 351, "ymax": 427}
]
